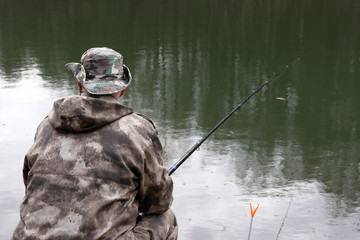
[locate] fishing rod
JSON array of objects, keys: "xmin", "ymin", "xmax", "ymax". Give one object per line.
[{"xmin": 168, "ymin": 58, "xmax": 300, "ymax": 176}]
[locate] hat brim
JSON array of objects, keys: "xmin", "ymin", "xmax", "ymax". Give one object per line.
[{"xmin": 65, "ymin": 63, "xmax": 132, "ymax": 95}]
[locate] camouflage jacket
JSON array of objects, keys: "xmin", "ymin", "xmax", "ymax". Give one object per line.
[{"xmin": 12, "ymin": 95, "xmax": 174, "ymax": 239}]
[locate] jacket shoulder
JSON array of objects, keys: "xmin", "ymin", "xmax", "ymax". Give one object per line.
[{"xmin": 134, "ymin": 113, "xmax": 157, "ymax": 130}]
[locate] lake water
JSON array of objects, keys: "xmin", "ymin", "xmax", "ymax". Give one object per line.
[{"xmin": 1, "ymin": 1, "xmax": 359, "ymax": 239}]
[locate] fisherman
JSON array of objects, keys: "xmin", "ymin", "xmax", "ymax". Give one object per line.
[{"xmin": 12, "ymin": 47, "xmax": 178, "ymax": 240}]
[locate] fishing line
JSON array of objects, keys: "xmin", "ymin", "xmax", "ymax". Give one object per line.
[{"xmin": 275, "ymin": 197, "xmax": 293, "ymax": 240}]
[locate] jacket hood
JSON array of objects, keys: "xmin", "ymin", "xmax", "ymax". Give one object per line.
[{"xmin": 48, "ymin": 95, "xmax": 133, "ymax": 132}]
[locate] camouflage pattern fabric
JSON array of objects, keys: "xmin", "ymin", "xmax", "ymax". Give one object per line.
[
  {"xmin": 12, "ymin": 95, "xmax": 177, "ymax": 240},
  {"xmin": 65, "ymin": 47, "xmax": 132, "ymax": 95}
]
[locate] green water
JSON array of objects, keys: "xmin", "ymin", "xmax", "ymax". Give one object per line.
[{"xmin": 1, "ymin": 1, "xmax": 359, "ymax": 239}]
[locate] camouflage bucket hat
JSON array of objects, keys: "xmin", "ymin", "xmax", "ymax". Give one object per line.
[{"xmin": 65, "ymin": 47, "xmax": 132, "ymax": 95}]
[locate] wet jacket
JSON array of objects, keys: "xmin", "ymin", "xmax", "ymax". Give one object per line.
[{"xmin": 12, "ymin": 95, "xmax": 173, "ymax": 239}]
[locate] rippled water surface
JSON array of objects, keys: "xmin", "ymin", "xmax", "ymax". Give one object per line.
[{"xmin": 1, "ymin": 1, "xmax": 359, "ymax": 239}]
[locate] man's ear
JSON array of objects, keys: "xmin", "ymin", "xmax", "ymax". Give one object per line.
[
  {"xmin": 76, "ymin": 81, "xmax": 83, "ymax": 94},
  {"xmin": 119, "ymin": 89, "xmax": 126, "ymax": 97}
]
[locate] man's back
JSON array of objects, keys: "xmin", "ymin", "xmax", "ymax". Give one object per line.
[{"xmin": 12, "ymin": 95, "xmax": 173, "ymax": 239}]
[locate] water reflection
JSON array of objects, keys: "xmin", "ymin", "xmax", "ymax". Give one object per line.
[
  {"xmin": 0, "ymin": 62, "xmax": 70, "ymax": 238},
  {"xmin": 1, "ymin": 0, "xmax": 360, "ymax": 239}
]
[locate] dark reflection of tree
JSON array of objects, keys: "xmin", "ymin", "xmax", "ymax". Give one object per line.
[{"xmin": 1, "ymin": 0, "xmax": 359, "ymax": 215}]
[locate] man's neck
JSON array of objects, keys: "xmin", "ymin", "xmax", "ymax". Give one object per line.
[{"xmin": 80, "ymin": 91, "xmax": 119, "ymax": 103}]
